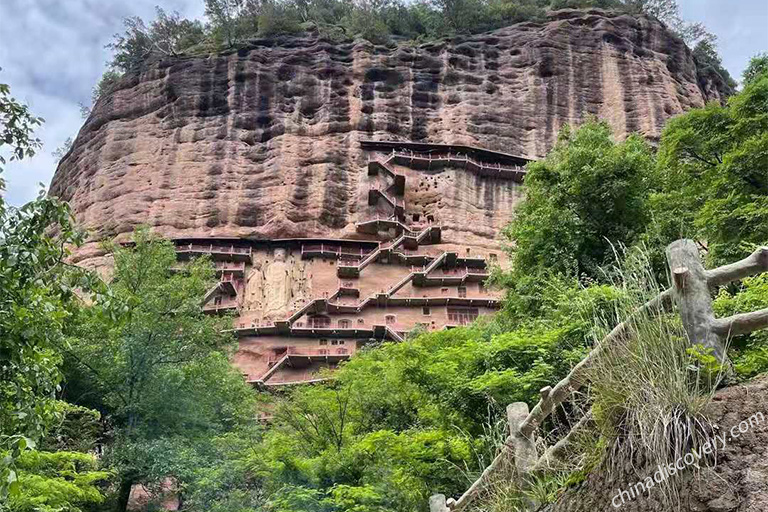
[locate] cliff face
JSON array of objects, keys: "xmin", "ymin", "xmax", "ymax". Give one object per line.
[{"xmin": 50, "ymin": 8, "xmax": 724, "ymax": 257}]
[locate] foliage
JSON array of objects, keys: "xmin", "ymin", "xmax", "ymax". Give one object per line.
[
  {"xmin": 714, "ymin": 274, "xmax": 768, "ymax": 379},
  {"xmin": 95, "ymin": 0, "xmax": 722, "ymax": 82},
  {"xmin": 108, "ymin": 8, "xmax": 206, "ymax": 73},
  {"xmin": 5, "ymin": 450, "xmax": 111, "ymax": 512},
  {"xmin": 0, "ymin": 82, "xmax": 92, "ymax": 501},
  {"xmin": 0, "ymin": 82, "xmax": 43, "ymax": 178},
  {"xmin": 693, "ymin": 35, "xmax": 737, "ymax": 90},
  {"xmin": 651, "ymin": 68, "xmax": 768, "ymax": 265},
  {"xmin": 587, "ymin": 255, "xmax": 720, "ymax": 464},
  {"xmin": 257, "ymin": 1, "xmax": 304, "ymax": 38},
  {"xmin": 62, "ymin": 227, "xmax": 258, "ymax": 508},
  {"xmin": 65, "ymin": 227, "xmax": 237, "ymax": 429},
  {"xmin": 52, "ymin": 137, "xmax": 73, "ymax": 163},
  {"xmin": 178, "ymin": 430, "xmax": 266, "ymax": 512},
  {"xmin": 205, "ymin": 0, "xmax": 261, "ymax": 47},
  {"xmin": 236, "ymin": 280, "xmax": 620, "ymax": 511},
  {"xmin": 502, "ymin": 120, "xmax": 653, "ymax": 284},
  {"xmin": 91, "ymin": 70, "xmax": 123, "ymax": 104},
  {"xmin": 39, "ymin": 402, "xmax": 102, "ymax": 454},
  {"xmin": 743, "ymin": 53, "xmax": 768, "ymax": 86}
]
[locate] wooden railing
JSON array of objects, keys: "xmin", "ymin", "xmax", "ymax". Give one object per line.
[
  {"xmin": 301, "ymin": 244, "xmax": 368, "ymax": 259},
  {"xmin": 177, "ymin": 243, "xmax": 252, "ymax": 256},
  {"xmin": 391, "ymin": 149, "xmax": 527, "ymax": 182},
  {"xmin": 430, "ymin": 240, "xmax": 768, "ymax": 512}
]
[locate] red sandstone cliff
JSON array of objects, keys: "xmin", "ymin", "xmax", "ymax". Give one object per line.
[{"xmin": 50, "ymin": 8, "xmax": 726, "ymax": 259}]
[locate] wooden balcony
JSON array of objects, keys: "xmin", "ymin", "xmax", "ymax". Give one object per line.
[{"xmin": 176, "ymin": 243, "xmax": 252, "ymax": 262}]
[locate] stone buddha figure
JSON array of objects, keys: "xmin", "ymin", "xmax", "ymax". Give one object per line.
[
  {"xmin": 262, "ymin": 248, "xmax": 292, "ymax": 318},
  {"xmin": 243, "ymin": 260, "xmax": 264, "ymax": 314}
]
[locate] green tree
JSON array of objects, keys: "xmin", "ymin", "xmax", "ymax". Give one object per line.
[
  {"xmin": 0, "ymin": 82, "xmax": 43, "ymax": 177},
  {"xmin": 237, "ymin": 278, "xmax": 620, "ymax": 511},
  {"xmin": 652, "ymin": 67, "xmax": 768, "ymax": 264},
  {"xmin": 0, "ymin": 81, "xmax": 89, "ymax": 500},
  {"xmin": 6, "ymin": 451, "xmax": 111, "ymax": 512},
  {"xmin": 63, "ymin": 228, "xmax": 257, "ymax": 509},
  {"xmin": 503, "ymin": 120, "xmax": 653, "ymax": 282},
  {"xmin": 107, "ymin": 16, "xmax": 154, "ymax": 72},
  {"xmin": 257, "ymin": 1, "xmax": 304, "ymax": 37},
  {"xmin": 51, "ymin": 137, "xmax": 73, "ymax": 163},
  {"xmin": 100, "ymin": 7, "xmax": 205, "ymax": 105},
  {"xmin": 90, "ymin": 70, "xmax": 122, "ymax": 105},
  {"xmin": 692, "ymin": 35, "xmax": 737, "ymax": 90},
  {"xmin": 743, "ymin": 52, "xmax": 768, "ymax": 86},
  {"xmin": 149, "ymin": 7, "xmax": 207, "ymax": 56},
  {"xmin": 205, "ymin": 0, "xmax": 260, "ymax": 46}
]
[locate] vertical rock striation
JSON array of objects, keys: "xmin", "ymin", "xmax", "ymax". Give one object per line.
[{"xmin": 50, "ymin": 8, "xmax": 725, "ymax": 254}]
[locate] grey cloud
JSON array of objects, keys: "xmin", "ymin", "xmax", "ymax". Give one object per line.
[{"xmin": 0, "ymin": 0, "xmax": 204, "ymax": 206}]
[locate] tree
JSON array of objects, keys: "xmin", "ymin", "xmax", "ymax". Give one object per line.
[
  {"xmin": 652, "ymin": 68, "xmax": 768, "ymax": 264},
  {"xmin": 743, "ymin": 52, "xmax": 768, "ymax": 86},
  {"xmin": 692, "ymin": 34, "xmax": 737, "ymax": 90},
  {"xmin": 0, "ymin": 81, "xmax": 89, "ymax": 501},
  {"xmin": 205, "ymin": 0, "xmax": 260, "ymax": 47},
  {"xmin": 64, "ymin": 227, "xmax": 257, "ymax": 509},
  {"xmin": 0, "ymin": 82, "xmax": 43, "ymax": 178},
  {"xmin": 236, "ymin": 276, "xmax": 619, "ymax": 511},
  {"xmin": 6, "ymin": 451, "xmax": 111, "ymax": 512},
  {"xmin": 503, "ymin": 120, "xmax": 653, "ymax": 282},
  {"xmin": 106, "ymin": 9, "xmax": 205, "ymax": 74},
  {"xmin": 342, "ymin": 0, "xmax": 391, "ymax": 43},
  {"xmin": 92, "ymin": 70, "xmax": 122, "ymax": 104},
  {"xmin": 149, "ymin": 7, "xmax": 206, "ymax": 56},
  {"xmin": 430, "ymin": 0, "xmax": 484, "ymax": 33},
  {"xmin": 257, "ymin": 1, "xmax": 304, "ymax": 37},
  {"xmin": 51, "ymin": 137, "xmax": 73, "ymax": 162},
  {"xmin": 107, "ymin": 16, "xmax": 154, "ymax": 72}
]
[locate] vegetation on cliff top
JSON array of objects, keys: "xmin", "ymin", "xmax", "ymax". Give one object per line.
[
  {"xmin": 88, "ymin": 0, "xmax": 734, "ymax": 107},
  {"xmin": 1, "ymin": 53, "xmax": 766, "ymax": 512}
]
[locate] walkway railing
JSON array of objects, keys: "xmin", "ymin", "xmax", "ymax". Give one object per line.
[
  {"xmin": 391, "ymin": 150, "xmax": 527, "ymax": 182},
  {"xmin": 430, "ymin": 240, "xmax": 768, "ymax": 512}
]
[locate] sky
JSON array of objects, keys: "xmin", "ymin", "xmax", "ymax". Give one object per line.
[{"xmin": 0, "ymin": 0, "xmax": 766, "ymax": 206}]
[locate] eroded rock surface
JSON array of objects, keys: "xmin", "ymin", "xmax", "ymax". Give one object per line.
[
  {"xmin": 50, "ymin": 8, "xmax": 726, "ymax": 258},
  {"xmin": 48, "ymin": 9, "xmax": 730, "ymax": 386}
]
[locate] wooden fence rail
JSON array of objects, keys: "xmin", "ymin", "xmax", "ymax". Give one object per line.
[{"xmin": 431, "ymin": 240, "xmax": 768, "ymax": 511}]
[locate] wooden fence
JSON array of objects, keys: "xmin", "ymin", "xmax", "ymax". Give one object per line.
[{"xmin": 430, "ymin": 239, "xmax": 768, "ymax": 512}]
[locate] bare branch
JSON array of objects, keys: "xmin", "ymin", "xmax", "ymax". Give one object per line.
[
  {"xmin": 712, "ymin": 307, "xmax": 768, "ymax": 337},
  {"xmin": 705, "ymin": 246, "xmax": 768, "ymax": 287}
]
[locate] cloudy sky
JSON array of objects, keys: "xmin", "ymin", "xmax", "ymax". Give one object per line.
[{"xmin": 1, "ymin": 0, "xmax": 766, "ymax": 206}]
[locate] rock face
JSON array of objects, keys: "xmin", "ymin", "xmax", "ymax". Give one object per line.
[
  {"xmin": 550, "ymin": 376, "xmax": 768, "ymax": 512},
  {"xmin": 49, "ymin": 8, "xmax": 727, "ymax": 385},
  {"xmin": 51, "ymin": 8, "xmax": 724, "ymax": 252}
]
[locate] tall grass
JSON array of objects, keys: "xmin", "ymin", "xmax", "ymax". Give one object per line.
[
  {"xmin": 586, "ymin": 246, "xmax": 726, "ymax": 504},
  {"xmin": 470, "ymin": 246, "xmax": 728, "ymax": 510}
]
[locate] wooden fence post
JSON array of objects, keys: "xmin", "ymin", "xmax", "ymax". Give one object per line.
[
  {"xmin": 666, "ymin": 239, "xmax": 726, "ymax": 360},
  {"xmin": 508, "ymin": 402, "xmax": 537, "ymax": 473},
  {"xmin": 429, "ymin": 494, "xmax": 450, "ymax": 512},
  {"xmin": 508, "ymin": 402, "xmax": 538, "ymax": 510}
]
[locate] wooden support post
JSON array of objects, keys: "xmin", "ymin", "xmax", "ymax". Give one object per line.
[
  {"xmin": 508, "ymin": 402, "xmax": 537, "ymax": 474},
  {"xmin": 508, "ymin": 402, "xmax": 538, "ymax": 510},
  {"xmin": 429, "ymin": 494, "xmax": 450, "ymax": 512},
  {"xmin": 666, "ymin": 239, "xmax": 726, "ymax": 360}
]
